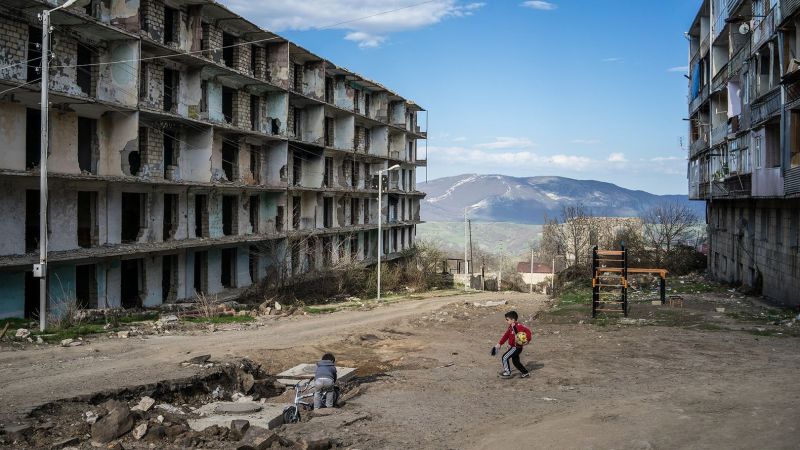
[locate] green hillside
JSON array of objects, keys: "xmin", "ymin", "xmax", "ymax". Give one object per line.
[{"xmin": 417, "ymin": 222, "xmax": 542, "ymax": 257}]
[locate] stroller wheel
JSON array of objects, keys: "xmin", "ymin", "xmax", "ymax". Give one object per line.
[{"xmin": 282, "ymin": 405, "xmax": 299, "ymax": 424}]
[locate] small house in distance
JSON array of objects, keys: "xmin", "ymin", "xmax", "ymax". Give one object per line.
[{"xmin": 517, "ymin": 262, "xmax": 552, "ymax": 286}]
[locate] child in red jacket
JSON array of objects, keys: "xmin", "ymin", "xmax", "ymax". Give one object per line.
[{"xmin": 493, "ymin": 310, "xmax": 532, "ymax": 378}]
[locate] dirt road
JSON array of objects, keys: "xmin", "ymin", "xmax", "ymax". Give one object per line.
[{"xmin": 3, "ymin": 288, "xmax": 800, "ymax": 449}]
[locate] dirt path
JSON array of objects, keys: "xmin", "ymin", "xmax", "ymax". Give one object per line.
[{"xmin": 0, "ymin": 290, "xmax": 505, "ymax": 425}]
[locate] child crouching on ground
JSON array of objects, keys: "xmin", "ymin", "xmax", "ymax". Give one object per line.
[
  {"xmin": 493, "ymin": 311, "xmax": 532, "ymax": 378},
  {"xmin": 313, "ymin": 353, "xmax": 338, "ymax": 408}
]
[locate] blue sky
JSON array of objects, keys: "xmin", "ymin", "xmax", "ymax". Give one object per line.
[{"xmin": 225, "ymin": 0, "xmax": 701, "ymax": 195}]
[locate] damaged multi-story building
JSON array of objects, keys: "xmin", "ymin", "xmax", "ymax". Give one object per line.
[
  {"xmin": 687, "ymin": 0, "xmax": 799, "ymax": 304},
  {"xmin": 0, "ymin": 0, "xmax": 427, "ymax": 317}
]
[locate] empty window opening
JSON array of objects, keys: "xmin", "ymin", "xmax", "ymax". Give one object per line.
[
  {"xmin": 26, "ymin": 108, "xmax": 41, "ymax": 169},
  {"xmin": 292, "ymin": 153, "xmax": 302, "ymax": 186},
  {"xmin": 250, "ymin": 45, "xmax": 258, "ymax": 74},
  {"xmin": 291, "ymin": 241, "xmax": 300, "ymax": 274},
  {"xmin": 77, "ymin": 43, "xmax": 94, "ymax": 96},
  {"xmin": 364, "ymin": 199, "xmax": 370, "ymax": 224},
  {"xmin": 765, "ymin": 122, "xmax": 781, "ymax": 168},
  {"xmin": 323, "ymin": 157, "xmax": 333, "ymax": 187},
  {"xmin": 78, "ymin": 117, "xmax": 97, "ymax": 174},
  {"xmin": 354, "ymin": 90, "xmax": 360, "ymax": 113},
  {"xmin": 364, "ymin": 129, "xmax": 371, "ymax": 151},
  {"xmin": 293, "ymin": 107, "xmax": 302, "ymax": 138},
  {"xmin": 392, "ymin": 229, "xmax": 398, "ymax": 252},
  {"xmin": 322, "ymin": 237, "xmax": 332, "ymax": 266},
  {"xmin": 164, "ymin": 6, "xmax": 178, "ymax": 44},
  {"xmin": 76, "ymin": 264, "xmax": 98, "ymax": 309},
  {"xmin": 382, "ymin": 230, "xmax": 389, "ymax": 255},
  {"xmin": 162, "ymin": 254, "xmax": 178, "ymax": 302},
  {"xmin": 194, "ymin": 194, "xmax": 208, "ymax": 238},
  {"xmin": 77, "ymin": 191, "xmax": 98, "ymax": 248},
  {"xmin": 120, "ymin": 258, "xmax": 143, "ymax": 309},
  {"xmin": 24, "ymin": 271, "xmax": 39, "ymax": 319},
  {"xmin": 27, "ymin": 27, "xmax": 42, "ymax": 82},
  {"xmin": 323, "ymin": 197, "xmax": 333, "ymax": 228},
  {"xmin": 164, "ymin": 68, "xmax": 178, "ymax": 112},
  {"xmin": 249, "ymin": 195, "xmax": 259, "ymax": 234},
  {"xmin": 193, "ymin": 251, "xmax": 208, "ymax": 295},
  {"xmin": 293, "ymin": 63, "xmax": 303, "ymax": 91},
  {"xmin": 363, "ymin": 232, "xmax": 370, "ymax": 258},
  {"xmin": 25, "ymin": 190, "xmax": 40, "ymax": 253},
  {"xmin": 351, "ymin": 236, "xmax": 358, "ymax": 261},
  {"xmin": 222, "ymin": 141, "xmax": 238, "ymax": 181},
  {"xmin": 325, "ymin": 77, "xmax": 333, "ymax": 103},
  {"xmin": 249, "ymin": 245, "xmax": 258, "ymax": 282},
  {"xmin": 276, "ymin": 205, "xmax": 285, "ymax": 232},
  {"xmin": 251, "ymin": 95, "xmax": 260, "ymax": 131},
  {"xmin": 221, "ymin": 248, "xmax": 237, "ymax": 288},
  {"xmin": 222, "ymin": 32, "xmax": 235, "ymax": 67},
  {"xmin": 351, "ymin": 198, "xmax": 359, "ymax": 226},
  {"xmin": 121, "ymin": 192, "xmax": 145, "ymax": 243},
  {"xmin": 222, "ymin": 195, "xmax": 238, "ymax": 236},
  {"xmin": 306, "ymin": 237, "xmax": 316, "ymax": 271},
  {"xmin": 250, "ymin": 146, "xmax": 261, "ymax": 184},
  {"xmin": 407, "ymin": 141, "xmax": 413, "ymax": 161},
  {"xmin": 292, "ymin": 196, "xmax": 301, "ymax": 229},
  {"xmin": 401, "ymin": 227, "xmax": 406, "ymax": 248},
  {"xmin": 163, "ymin": 193, "xmax": 178, "ymax": 240},
  {"xmin": 163, "ymin": 131, "xmax": 177, "ymax": 177},
  {"xmin": 324, "ymin": 117, "xmax": 334, "ymax": 146},
  {"xmin": 222, "ymin": 87, "xmax": 233, "ymax": 123},
  {"xmin": 351, "ymin": 161, "xmax": 359, "ymax": 187},
  {"xmin": 338, "ymin": 236, "xmax": 345, "ymax": 260}
]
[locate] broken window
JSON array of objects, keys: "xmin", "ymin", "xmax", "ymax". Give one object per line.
[
  {"xmin": 26, "ymin": 108, "xmax": 41, "ymax": 169},
  {"xmin": 222, "ymin": 87, "xmax": 233, "ymax": 123},
  {"xmin": 222, "ymin": 141, "xmax": 238, "ymax": 181},
  {"xmin": 77, "ymin": 191, "xmax": 97, "ymax": 248},
  {"xmin": 163, "ymin": 68, "xmax": 178, "ymax": 112},
  {"xmin": 323, "ymin": 197, "xmax": 333, "ymax": 228},
  {"xmin": 163, "ymin": 193, "xmax": 178, "ymax": 240},
  {"xmin": 164, "ymin": 6, "xmax": 178, "ymax": 44},
  {"xmin": 120, "ymin": 258, "xmax": 143, "ymax": 309},
  {"xmin": 25, "ymin": 190, "xmax": 40, "ymax": 253},
  {"xmin": 221, "ymin": 247, "xmax": 237, "ymax": 288},
  {"xmin": 249, "ymin": 195, "xmax": 259, "ymax": 234},
  {"xmin": 77, "ymin": 43, "xmax": 94, "ymax": 96},
  {"xmin": 222, "ymin": 195, "xmax": 238, "ymax": 236},
  {"xmin": 351, "ymin": 198, "xmax": 358, "ymax": 226},
  {"xmin": 78, "ymin": 117, "xmax": 97, "ymax": 174},
  {"xmin": 193, "ymin": 250, "xmax": 208, "ymax": 295},
  {"xmin": 292, "ymin": 196, "xmax": 301, "ymax": 229},
  {"xmin": 27, "ymin": 27, "xmax": 41, "ymax": 83},
  {"xmin": 351, "ymin": 235, "xmax": 358, "ymax": 261},
  {"xmin": 292, "ymin": 153, "xmax": 302, "ymax": 186},
  {"xmin": 76, "ymin": 264, "xmax": 98, "ymax": 309},
  {"xmin": 323, "ymin": 157, "xmax": 332, "ymax": 187},
  {"xmin": 194, "ymin": 194, "xmax": 208, "ymax": 238},
  {"xmin": 251, "ymin": 95, "xmax": 260, "ymax": 131},
  {"xmin": 364, "ymin": 199, "xmax": 370, "ymax": 224},
  {"xmin": 121, "ymin": 192, "xmax": 145, "ymax": 243},
  {"xmin": 223, "ymin": 32, "xmax": 235, "ymax": 67},
  {"xmin": 162, "ymin": 254, "xmax": 177, "ymax": 302}
]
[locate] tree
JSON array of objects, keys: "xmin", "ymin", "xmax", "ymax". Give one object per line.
[
  {"xmin": 551, "ymin": 204, "xmax": 595, "ymax": 268},
  {"xmin": 640, "ymin": 202, "xmax": 699, "ymax": 264}
]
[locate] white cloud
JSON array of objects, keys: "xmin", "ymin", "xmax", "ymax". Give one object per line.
[
  {"xmin": 475, "ymin": 137, "xmax": 535, "ymax": 150},
  {"xmin": 608, "ymin": 152, "xmax": 627, "ymax": 162},
  {"xmin": 569, "ymin": 139, "xmax": 600, "ymax": 145},
  {"xmin": 224, "ymin": 0, "xmax": 485, "ymax": 48},
  {"xmin": 667, "ymin": 65, "xmax": 689, "ymax": 73},
  {"xmin": 521, "ymin": 1, "xmax": 557, "ymax": 10},
  {"xmin": 602, "ymin": 57, "xmax": 623, "ymax": 63}
]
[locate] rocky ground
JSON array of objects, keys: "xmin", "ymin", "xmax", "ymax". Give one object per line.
[{"xmin": 1, "ymin": 280, "xmax": 799, "ymax": 449}]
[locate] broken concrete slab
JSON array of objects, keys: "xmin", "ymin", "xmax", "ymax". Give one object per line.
[
  {"xmin": 236, "ymin": 426, "xmax": 279, "ymax": 450},
  {"xmin": 188, "ymin": 402, "xmax": 285, "ymax": 432},
  {"xmin": 132, "ymin": 423, "xmax": 147, "ymax": 440},
  {"xmin": 91, "ymin": 405, "xmax": 134, "ymax": 444},
  {"xmin": 131, "ymin": 396, "xmax": 155, "ymax": 412},
  {"xmin": 230, "ymin": 419, "xmax": 250, "ymax": 440},
  {"xmin": 276, "ymin": 364, "xmax": 356, "ymax": 386},
  {"xmin": 473, "ymin": 300, "xmax": 507, "ymax": 307},
  {"xmin": 184, "ymin": 354, "xmax": 211, "ymax": 365}
]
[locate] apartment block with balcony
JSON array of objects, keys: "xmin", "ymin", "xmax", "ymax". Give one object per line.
[
  {"xmin": 0, "ymin": 0, "xmax": 427, "ymax": 318},
  {"xmin": 687, "ymin": 0, "xmax": 800, "ymax": 304}
]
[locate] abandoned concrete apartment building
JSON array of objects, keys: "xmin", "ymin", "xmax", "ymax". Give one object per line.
[
  {"xmin": 687, "ymin": 0, "xmax": 800, "ymax": 304},
  {"xmin": 0, "ymin": 0, "xmax": 427, "ymax": 318}
]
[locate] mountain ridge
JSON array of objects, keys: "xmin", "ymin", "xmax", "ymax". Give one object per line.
[{"xmin": 420, "ymin": 174, "xmax": 701, "ymax": 224}]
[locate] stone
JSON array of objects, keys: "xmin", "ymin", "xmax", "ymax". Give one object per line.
[
  {"xmin": 132, "ymin": 423, "xmax": 147, "ymax": 440},
  {"xmin": 15, "ymin": 328, "xmax": 30, "ymax": 338},
  {"xmin": 4, "ymin": 423, "xmax": 33, "ymax": 439},
  {"xmin": 298, "ymin": 434, "xmax": 331, "ymax": 450},
  {"xmin": 236, "ymin": 426, "xmax": 278, "ymax": 450},
  {"xmin": 651, "ymin": 300, "xmax": 661, "ymax": 305},
  {"xmin": 61, "ymin": 338, "xmax": 82, "ymax": 347},
  {"xmin": 142, "ymin": 424, "xmax": 166, "ymax": 442},
  {"xmin": 229, "ymin": 419, "xmax": 250, "ymax": 440},
  {"xmin": 156, "ymin": 415, "xmax": 164, "ymax": 424},
  {"xmin": 106, "ymin": 443, "xmax": 124, "ymax": 450},
  {"xmin": 101, "ymin": 400, "xmax": 127, "ymax": 413},
  {"xmin": 240, "ymin": 373, "xmax": 255, "ymax": 393},
  {"xmin": 715, "ymin": 307, "xmax": 726, "ymax": 313},
  {"xmin": 215, "ymin": 402, "xmax": 262, "ymax": 414},
  {"xmin": 49, "ymin": 437, "xmax": 80, "ymax": 449},
  {"xmin": 360, "ymin": 334, "xmax": 380, "ymax": 341},
  {"xmin": 156, "ymin": 403, "xmax": 184, "ymax": 415},
  {"xmin": 161, "ymin": 314, "xmax": 178, "ymax": 323},
  {"xmin": 273, "ymin": 301, "xmax": 282, "ymax": 311},
  {"xmin": 189, "ymin": 402, "xmax": 285, "ymax": 432},
  {"xmin": 185, "ymin": 354, "xmax": 211, "ymax": 365},
  {"xmin": 163, "ymin": 424, "xmax": 185, "ymax": 438},
  {"xmin": 117, "ymin": 331, "xmax": 129, "ymax": 339},
  {"xmin": 131, "ymin": 396, "xmax": 156, "ymax": 412},
  {"xmin": 84, "ymin": 411, "xmax": 100, "ymax": 424},
  {"xmin": 91, "ymin": 405, "xmax": 134, "ymax": 444},
  {"xmin": 473, "ymin": 300, "xmax": 507, "ymax": 307}
]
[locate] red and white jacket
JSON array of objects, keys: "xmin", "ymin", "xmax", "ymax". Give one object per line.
[{"xmin": 499, "ymin": 322, "xmax": 532, "ymax": 348}]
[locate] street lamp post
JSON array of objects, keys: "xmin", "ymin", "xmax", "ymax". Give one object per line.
[{"xmin": 377, "ymin": 164, "xmax": 400, "ymax": 302}]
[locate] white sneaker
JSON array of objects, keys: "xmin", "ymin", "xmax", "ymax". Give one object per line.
[{"xmin": 499, "ymin": 371, "xmax": 512, "ymax": 378}]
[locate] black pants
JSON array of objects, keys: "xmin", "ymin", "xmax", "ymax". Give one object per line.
[{"xmin": 502, "ymin": 346, "xmax": 528, "ymax": 374}]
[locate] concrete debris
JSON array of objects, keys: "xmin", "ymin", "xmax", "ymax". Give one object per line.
[
  {"xmin": 274, "ymin": 301, "xmax": 282, "ymax": 311},
  {"xmin": 240, "ymin": 373, "xmax": 255, "ymax": 393},
  {"xmin": 185, "ymin": 354, "xmax": 211, "ymax": 365},
  {"xmin": 48, "ymin": 436, "xmax": 80, "ymax": 449},
  {"xmin": 214, "ymin": 402, "xmax": 262, "ymax": 414},
  {"xmin": 91, "ymin": 405, "xmax": 134, "ymax": 444},
  {"xmin": 715, "ymin": 307, "xmax": 726, "ymax": 313},
  {"xmin": 156, "ymin": 415, "xmax": 164, "ymax": 424},
  {"xmin": 60, "ymin": 338, "xmax": 82, "ymax": 347},
  {"xmin": 83, "ymin": 411, "xmax": 99, "ymax": 424},
  {"xmin": 212, "ymin": 385, "xmax": 224, "ymax": 400},
  {"xmin": 540, "ymin": 397, "xmax": 558, "ymax": 402},
  {"xmin": 131, "ymin": 396, "xmax": 155, "ymax": 412},
  {"xmin": 15, "ymin": 328, "xmax": 30, "ymax": 338},
  {"xmin": 473, "ymin": 300, "xmax": 507, "ymax": 307},
  {"xmin": 36, "ymin": 336, "xmax": 44, "ymax": 344},
  {"xmin": 3, "ymin": 423, "xmax": 33, "ymax": 439},
  {"xmin": 132, "ymin": 423, "xmax": 147, "ymax": 440},
  {"xmin": 235, "ymin": 426, "xmax": 279, "ymax": 450},
  {"xmin": 117, "ymin": 331, "xmax": 129, "ymax": 339},
  {"xmin": 299, "ymin": 434, "xmax": 332, "ymax": 450},
  {"xmin": 190, "ymin": 402, "xmax": 285, "ymax": 432},
  {"xmin": 229, "ymin": 419, "xmax": 250, "ymax": 440},
  {"xmin": 103, "ymin": 323, "xmax": 113, "ymax": 330},
  {"xmin": 155, "ymin": 403, "xmax": 184, "ymax": 415},
  {"xmin": 144, "ymin": 425, "xmax": 167, "ymax": 441}
]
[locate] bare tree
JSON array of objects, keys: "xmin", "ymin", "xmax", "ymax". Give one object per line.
[
  {"xmin": 640, "ymin": 202, "xmax": 699, "ymax": 263},
  {"xmin": 550, "ymin": 204, "xmax": 595, "ymax": 267}
]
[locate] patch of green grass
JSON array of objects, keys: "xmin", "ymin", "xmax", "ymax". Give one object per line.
[
  {"xmin": 558, "ymin": 288, "xmax": 592, "ymax": 306},
  {"xmin": 32, "ymin": 323, "xmax": 113, "ymax": 342},
  {"xmin": 184, "ymin": 315, "xmax": 255, "ymax": 324},
  {"xmin": 115, "ymin": 312, "xmax": 159, "ymax": 324},
  {"xmin": 0, "ymin": 317, "xmax": 31, "ymax": 331},
  {"xmin": 726, "ymin": 308, "xmax": 796, "ymax": 324},
  {"xmin": 304, "ymin": 305, "xmax": 339, "ymax": 314}
]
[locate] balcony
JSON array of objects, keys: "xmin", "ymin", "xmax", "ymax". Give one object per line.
[
  {"xmin": 752, "ymin": 167, "xmax": 785, "ymax": 197},
  {"xmin": 751, "ymin": 88, "xmax": 781, "ymax": 125},
  {"xmin": 690, "ymin": 85, "xmax": 709, "ymax": 114},
  {"xmin": 712, "ymin": 64, "xmax": 729, "ymax": 93},
  {"xmin": 752, "ymin": 7, "xmax": 778, "ymax": 51},
  {"xmin": 690, "ymin": 136, "xmax": 710, "ymax": 159},
  {"xmin": 711, "ymin": 124, "xmax": 728, "ymax": 146},
  {"xmin": 781, "ymin": 0, "xmax": 800, "ymax": 24}
]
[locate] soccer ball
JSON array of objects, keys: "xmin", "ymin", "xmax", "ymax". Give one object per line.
[{"xmin": 515, "ymin": 332, "xmax": 528, "ymax": 345}]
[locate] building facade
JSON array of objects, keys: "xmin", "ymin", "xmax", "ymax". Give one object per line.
[
  {"xmin": 687, "ymin": 0, "xmax": 799, "ymax": 304},
  {"xmin": 0, "ymin": 0, "xmax": 427, "ymax": 317}
]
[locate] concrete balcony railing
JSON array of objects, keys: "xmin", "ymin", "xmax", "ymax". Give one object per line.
[
  {"xmin": 711, "ymin": 124, "xmax": 729, "ymax": 146},
  {"xmin": 751, "ymin": 88, "xmax": 781, "ymax": 126},
  {"xmin": 752, "ymin": 7, "xmax": 778, "ymax": 51},
  {"xmin": 781, "ymin": 0, "xmax": 800, "ymax": 24},
  {"xmin": 690, "ymin": 136, "xmax": 710, "ymax": 159}
]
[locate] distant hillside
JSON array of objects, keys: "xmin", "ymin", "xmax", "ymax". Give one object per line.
[
  {"xmin": 420, "ymin": 174, "xmax": 702, "ymax": 224},
  {"xmin": 416, "ymin": 222, "xmax": 542, "ymax": 256}
]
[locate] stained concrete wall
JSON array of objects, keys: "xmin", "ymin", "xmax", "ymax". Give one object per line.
[
  {"xmin": 302, "ymin": 105, "xmax": 324, "ymax": 145},
  {"xmin": 0, "ymin": 272, "xmax": 25, "ymax": 318},
  {"xmin": 207, "ymin": 81, "xmax": 224, "ymax": 123},
  {"xmin": 369, "ymin": 127, "xmax": 388, "ymax": 157},
  {"xmin": 208, "ymin": 191, "xmax": 224, "ymax": 238},
  {"xmin": 0, "ymin": 16, "xmax": 28, "ymax": 82},
  {"xmin": 302, "ymin": 153, "xmax": 324, "ymax": 188},
  {"xmin": 142, "ymin": 254, "xmax": 162, "ymax": 307},
  {"xmin": 101, "ymin": 111, "xmax": 139, "ymax": 177},
  {"xmin": 236, "ymin": 245, "xmax": 251, "ymax": 288},
  {"xmin": 267, "ymin": 42, "xmax": 290, "ymax": 89},
  {"xmin": 372, "ymin": 92, "xmax": 389, "ymax": 122},
  {"xmin": 181, "ymin": 127, "xmax": 212, "ymax": 182},
  {"xmin": 334, "ymin": 78, "xmax": 354, "ymax": 110},
  {"xmin": 390, "ymin": 102, "xmax": 406, "ymax": 126},
  {"xmin": 179, "ymin": 68, "xmax": 203, "ymax": 119},
  {"xmin": 334, "ymin": 115, "xmax": 354, "ymax": 150},
  {"xmin": 264, "ymin": 141, "xmax": 288, "ymax": 185},
  {"xmin": 303, "ymin": 62, "xmax": 325, "ymax": 100},
  {"xmin": 49, "ymin": 112, "xmax": 80, "ymax": 175},
  {"xmin": 388, "ymin": 131, "xmax": 405, "ymax": 158},
  {"xmin": 97, "ymin": 40, "xmax": 139, "ymax": 107},
  {"xmin": 266, "ymin": 92, "xmax": 288, "ymax": 136},
  {"xmin": 50, "ymin": 33, "xmax": 82, "ymax": 96},
  {"xmin": 109, "ymin": 0, "xmax": 141, "ymax": 32},
  {"xmin": 207, "ymin": 247, "xmax": 223, "ymax": 294},
  {"xmin": 0, "ymin": 101, "xmax": 26, "ymax": 171}
]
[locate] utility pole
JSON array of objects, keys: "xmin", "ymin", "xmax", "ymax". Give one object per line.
[
  {"xmin": 529, "ymin": 248, "xmax": 534, "ymax": 294},
  {"xmin": 376, "ymin": 164, "xmax": 400, "ymax": 302},
  {"xmin": 468, "ymin": 218, "xmax": 473, "ymax": 278},
  {"xmin": 498, "ymin": 245, "xmax": 503, "ymax": 292},
  {"xmin": 551, "ymin": 256, "xmax": 556, "ymax": 295},
  {"xmin": 463, "ymin": 207, "xmax": 468, "ymax": 291}
]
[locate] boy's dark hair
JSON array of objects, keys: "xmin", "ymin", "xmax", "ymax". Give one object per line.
[
  {"xmin": 504, "ymin": 311, "xmax": 519, "ymax": 321},
  {"xmin": 322, "ymin": 353, "xmax": 335, "ymax": 362}
]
